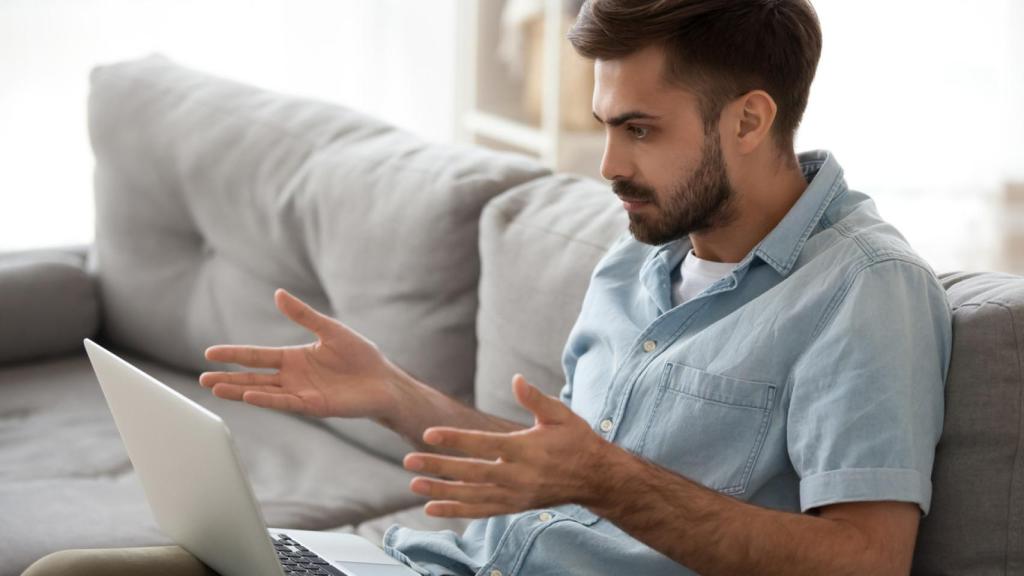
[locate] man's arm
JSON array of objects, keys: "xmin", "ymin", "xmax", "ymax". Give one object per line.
[
  {"xmin": 584, "ymin": 442, "xmax": 920, "ymax": 576},
  {"xmin": 380, "ymin": 368, "xmax": 524, "ymax": 451},
  {"xmin": 404, "ymin": 375, "xmax": 921, "ymax": 575}
]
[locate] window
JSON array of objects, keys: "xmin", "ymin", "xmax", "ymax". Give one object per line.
[{"xmin": 3, "ymin": 0, "xmax": 1021, "ymax": 274}]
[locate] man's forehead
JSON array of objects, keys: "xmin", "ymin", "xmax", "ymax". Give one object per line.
[
  {"xmin": 594, "ymin": 44, "xmax": 668, "ymax": 85},
  {"xmin": 592, "ymin": 48, "xmax": 696, "ymax": 121}
]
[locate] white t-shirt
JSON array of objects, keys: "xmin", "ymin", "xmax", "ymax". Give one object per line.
[{"xmin": 671, "ymin": 249, "xmax": 739, "ymax": 307}]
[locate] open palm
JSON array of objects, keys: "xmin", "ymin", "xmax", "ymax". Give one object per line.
[{"xmin": 199, "ymin": 289, "xmax": 399, "ymax": 420}]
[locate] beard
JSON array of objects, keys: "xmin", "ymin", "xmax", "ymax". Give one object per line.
[{"xmin": 612, "ymin": 133, "xmax": 737, "ymax": 246}]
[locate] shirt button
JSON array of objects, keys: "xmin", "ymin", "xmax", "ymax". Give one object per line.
[
  {"xmin": 489, "ymin": 570, "xmax": 503, "ymax": 576},
  {"xmin": 642, "ymin": 339, "xmax": 657, "ymax": 352},
  {"xmin": 599, "ymin": 418, "xmax": 613, "ymax": 432},
  {"xmin": 538, "ymin": 511, "xmax": 553, "ymax": 522}
]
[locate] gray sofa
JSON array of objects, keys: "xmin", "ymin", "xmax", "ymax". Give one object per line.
[{"xmin": 0, "ymin": 55, "xmax": 1021, "ymax": 576}]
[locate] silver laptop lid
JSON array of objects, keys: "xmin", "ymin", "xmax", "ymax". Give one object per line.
[{"xmin": 84, "ymin": 338, "xmax": 284, "ymax": 576}]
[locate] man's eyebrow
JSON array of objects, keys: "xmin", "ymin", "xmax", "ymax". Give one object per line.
[{"xmin": 592, "ymin": 111, "xmax": 660, "ymax": 127}]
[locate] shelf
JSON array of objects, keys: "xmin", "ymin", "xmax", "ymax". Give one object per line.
[
  {"xmin": 463, "ymin": 110, "xmax": 605, "ymax": 179},
  {"xmin": 457, "ymin": 0, "xmax": 603, "ymax": 178},
  {"xmin": 463, "ymin": 111, "xmax": 547, "ymax": 154}
]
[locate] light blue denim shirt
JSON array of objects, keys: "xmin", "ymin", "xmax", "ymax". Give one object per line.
[{"xmin": 384, "ymin": 150, "xmax": 953, "ymax": 576}]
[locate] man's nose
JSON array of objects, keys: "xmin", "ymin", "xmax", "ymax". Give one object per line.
[{"xmin": 599, "ymin": 134, "xmax": 633, "ymax": 183}]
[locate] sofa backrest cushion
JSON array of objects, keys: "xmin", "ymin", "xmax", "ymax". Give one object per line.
[
  {"xmin": 87, "ymin": 55, "xmax": 548, "ymax": 458},
  {"xmin": 913, "ymin": 271, "xmax": 1024, "ymax": 575},
  {"xmin": 475, "ymin": 174, "xmax": 625, "ymax": 423}
]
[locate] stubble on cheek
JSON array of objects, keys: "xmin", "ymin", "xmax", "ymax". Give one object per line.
[{"xmin": 625, "ymin": 135, "xmax": 736, "ymax": 246}]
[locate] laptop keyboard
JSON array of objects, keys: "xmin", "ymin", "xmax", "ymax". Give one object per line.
[{"xmin": 273, "ymin": 534, "xmax": 346, "ymax": 576}]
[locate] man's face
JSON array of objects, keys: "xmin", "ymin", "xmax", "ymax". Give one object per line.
[{"xmin": 593, "ymin": 45, "xmax": 737, "ymax": 245}]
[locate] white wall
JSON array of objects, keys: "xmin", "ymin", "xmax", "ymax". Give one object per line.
[
  {"xmin": 797, "ymin": 0, "xmax": 1024, "ymax": 272},
  {"xmin": 0, "ymin": 0, "xmax": 458, "ymax": 251},
  {"xmin": 801, "ymin": 0, "xmax": 1020, "ymax": 192}
]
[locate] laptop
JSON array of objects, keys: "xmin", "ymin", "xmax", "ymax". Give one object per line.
[{"xmin": 83, "ymin": 338, "xmax": 420, "ymax": 576}]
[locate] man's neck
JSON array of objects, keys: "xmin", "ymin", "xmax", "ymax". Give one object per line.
[{"xmin": 690, "ymin": 156, "xmax": 808, "ymax": 264}]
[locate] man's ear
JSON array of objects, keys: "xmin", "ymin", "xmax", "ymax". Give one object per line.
[{"xmin": 730, "ymin": 90, "xmax": 777, "ymax": 154}]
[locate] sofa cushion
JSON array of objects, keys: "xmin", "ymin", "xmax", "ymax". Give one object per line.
[
  {"xmin": 475, "ymin": 174, "xmax": 625, "ymax": 423},
  {"xmin": 87, "ymin": 55, "xmax": 549, "ymax": 460},
  {"xmin": 0, "ymin": 248, "xmax": 98, "ymax": 365},
  {"xmin": 912, "ymin": 272, "xmax": 1024, "ymax": 575},
  {"xmin": 0, "ymin": 353, "xmax": 424, "ymax": 576}
]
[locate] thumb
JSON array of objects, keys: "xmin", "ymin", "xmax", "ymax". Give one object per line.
[
  {"xmin": 512, "ymin": 374, "xmax": 568, "ymax": 425},
  {"xmin": 274, "ymin": 288, "xmax": 334, "ymax": 337}
]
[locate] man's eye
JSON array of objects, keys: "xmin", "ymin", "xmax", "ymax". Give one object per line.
[{"xmin": 627, "ymin": 125, "xmax": 649, "ymax": 140}]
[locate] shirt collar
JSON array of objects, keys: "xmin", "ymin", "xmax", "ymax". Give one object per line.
[
  {"xmin": 751, "ymin": 150, "xmax": 846, "ymax": 276},
  {"xmin": 647, "ymin": 150, "xmax": 847, "ymax": 279}
]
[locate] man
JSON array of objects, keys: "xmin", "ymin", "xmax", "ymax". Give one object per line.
[{"xmin": 25, "ymin": 0, "xmax": 951, "ymax": 575}]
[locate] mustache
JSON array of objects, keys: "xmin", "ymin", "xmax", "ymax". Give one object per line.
[{"xmin": 612, "ymin": 179, "xmax": 656, "ymax": 202}]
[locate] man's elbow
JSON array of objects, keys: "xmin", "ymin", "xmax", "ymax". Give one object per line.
[{"xmin": 835, "ymin": 518, "xmax": 915, "ymax": 576}]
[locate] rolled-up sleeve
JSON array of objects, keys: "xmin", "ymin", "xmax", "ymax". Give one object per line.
[{"xmin": 787, "ymin": 258, "xmax": 952, "ymax": 516}]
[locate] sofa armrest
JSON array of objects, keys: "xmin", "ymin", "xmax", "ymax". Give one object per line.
[{"xmin": 0, "ymin": 246, "xmax": 99, "ymax": 365}]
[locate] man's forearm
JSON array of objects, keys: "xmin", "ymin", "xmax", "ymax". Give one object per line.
[
  {"xmin": 585, "ymin": 444, "xmax": 886, "ymax": 576},
  {"xmin": 377, "ymin": 369, "xmax": 525, "ymax": 452},
  {"xmin": 403, "ymin": 384, "xmax": 915, "ymax": 573}
]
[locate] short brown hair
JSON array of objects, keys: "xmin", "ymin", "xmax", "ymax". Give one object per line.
[{"xmin": 568, "ymin": 0, "xmax": 822, "ymax": 151}]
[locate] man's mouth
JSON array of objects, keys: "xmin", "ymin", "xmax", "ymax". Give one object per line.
[{"xmin": 617, "ymin": 196, "xmax": 652, "ymax": 212}]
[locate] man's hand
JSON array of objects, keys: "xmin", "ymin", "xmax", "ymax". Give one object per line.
[
  {"xmin": 199, "ymin": 289, "xmax": 524, "ymax": 450},
  {"xmin": 199, "ymin": 289, "xmax": 404, "ymax": 420},
  {"xmin": 403, "ymin": 374, "xmax": 608, "ymax": 518}
]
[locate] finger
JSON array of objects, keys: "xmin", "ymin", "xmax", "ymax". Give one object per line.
[
  {"xmin": 275, "ymin": 289, "xmax": 333, "ymax": 337},
  {"xmin": 199, "ymin": 371, "xmax": 280, "ymax": 389},
  {"xmin": 210, "ymin": 383, "xmax": 287, "ymax": 402},
  {"xmin": 239, "ymin": 390, "xmax": 305, "ymax": 413},
  {"xmin": 403, "ymin": 453, "xmax": 505, "ymax": 483},
  {"xmin": 423, "ymin": 501, "xmax": 513, "ymax": 519},
  {"xmin": 409, "ymin": 477, "xmax": 509, "ymax": 504},
  {"xmin": 512, "ymin": 374, "xmax": 570, "ymax": 425},
  {"xmin": 422, "ymin": 427, "xmax": 522, "ymax": 460},
  {"xmin": 205, "ymin": 345, "xmax": 283, "ymax": 369}
]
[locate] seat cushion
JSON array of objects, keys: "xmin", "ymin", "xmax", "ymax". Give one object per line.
[
  {"xmin": 0, "ymin": 352, "xmax": 424, "ymax": 576},
  {"xmin": 913, "ymin": 272, "xmax": 1024, "ymax": 575},
  {"xmin": 475, "ymin": 174, "xmax": 625, "ymax": 423},
  {"xmin": 87, "ymin": 55, "xmax": 549, "ymax": 461}
]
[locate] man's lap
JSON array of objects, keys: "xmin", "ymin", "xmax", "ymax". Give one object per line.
[{"xmin": 22, "ymin": 546, "xmax": 216, "ymax": 576}]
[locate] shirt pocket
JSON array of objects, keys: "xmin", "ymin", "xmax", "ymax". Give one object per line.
[{"xmin": 637, "ymin": 362, "xmax": 777, "ymax": 496}]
